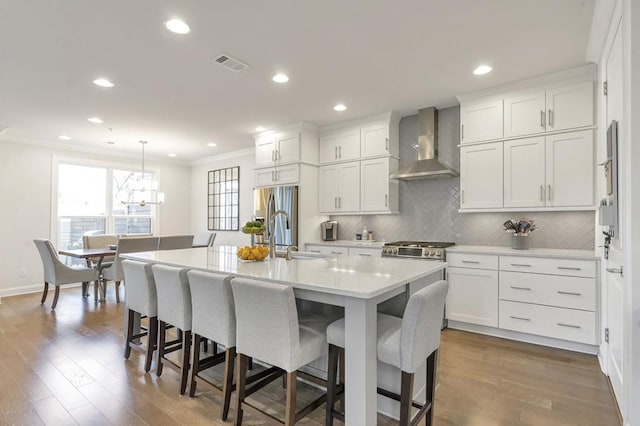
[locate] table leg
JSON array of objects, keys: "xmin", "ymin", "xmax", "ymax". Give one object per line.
[{"xmin": 344, "ymin": 297, "xmax": 377, "ymax": 425}]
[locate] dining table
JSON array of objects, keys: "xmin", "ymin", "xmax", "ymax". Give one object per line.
[
  {"xmin": 122, "ymin": 245, "xmax": 446, "ymax": 424},
  {"xmin": 59, "ymin": 247, "xmax": 117, "ymax": 301}
]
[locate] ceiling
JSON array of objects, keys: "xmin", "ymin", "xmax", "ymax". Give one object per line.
[{"xmin": 0, "ymin": 0, "xmax": 595, "ymax": 162}]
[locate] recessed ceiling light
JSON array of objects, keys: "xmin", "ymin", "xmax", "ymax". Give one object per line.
[
  {"xmin": 168, "ymin": 153, "xmax": 177, "ymax": 157},
  {"xmin": 93, "ymin": 78, "xmax": 114, "ymax": 88},
  {"xmin": 58, "ymin": 135, "xmax": 71, "ymax": 141},
  {"xmin": 272, "ymin": 73, "xmax": 289, "ymax": 83},
  {"xmin": 165, "ymin": 18, "xmax": 190, "ymax": 34},
  {"xmin": 88, "ymin": 117, "xmax": 103, "ymax": 124},
  {"xmin": 256, "ymin": 126, "xmax": 266, "ymax": 132},
  {"xmin": 107, "ymin": 141, "xmax": 115, "ymax": 145},
  {"xmin": 333, "ymin": 104, "xmax": 347, "ymax": 112},
  {"xmin": 473, "ymin": 65, "xmax": 493, "ymax": 75},
  {"xmin": 207, "ymin": 142, "xmax": 217, "ymax": 147}
]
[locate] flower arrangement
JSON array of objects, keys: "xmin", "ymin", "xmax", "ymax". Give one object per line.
[{"xmin": 503, "ymin": 218, "xmax": 538, "ymax": 236}]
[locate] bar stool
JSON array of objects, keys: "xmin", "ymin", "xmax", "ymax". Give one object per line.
[
  {"xmin": 231, "ymin": 277, "xmax": 329, "ymax": 426},
  {"xmin": 152, "ymin": 264, "xmax": 192, "ymax": 395},
  {"xmin": 122, "ymin": 260, "xmax": 158, "ymax": 372},
  {"xmin": 325, "ymin": 280, "xmax": 449, "ymax": 426}
]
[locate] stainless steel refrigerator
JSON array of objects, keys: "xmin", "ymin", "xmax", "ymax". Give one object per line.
[{"xmin": 254, "ymin": 186, "xmax": 298, "ymax": 248}]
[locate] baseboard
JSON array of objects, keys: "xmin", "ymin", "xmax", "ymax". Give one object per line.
[
  {"xmin": 0, "ymin": 282, "xmax": 82, "ymax": 299},
  {"xmin": 447, "ymin": 320, "xmax": 599, "ymax": 355}
]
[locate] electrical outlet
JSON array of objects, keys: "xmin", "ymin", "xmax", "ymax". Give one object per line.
[{"xmin": 18, "ymin": 268, "xmax": 27, "ymax": 278}]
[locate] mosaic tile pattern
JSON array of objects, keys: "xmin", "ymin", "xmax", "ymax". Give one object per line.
[{"xmin": 331, "ymin": 108, "xmax": 596, "ymax": 250}]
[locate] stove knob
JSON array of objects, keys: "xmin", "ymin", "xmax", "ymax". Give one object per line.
[{"xmin": 434, "ymin": 250, "xmax": 441, "ymax": 257}]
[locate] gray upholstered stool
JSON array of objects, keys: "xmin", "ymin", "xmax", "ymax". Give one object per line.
[
  {"xmin": 325, "ymin": 280, "xmax": 449, "ymax": 426},
  {"xmin": 230, "ymin": 277, "xmax": 329, "ymax": 426},
  {"xmin": 122, "ymin": 260, "xmax": 158, "ymax": 372},
  {"xmin": 152, "ymin": 264, "xmax": 192, "ymax": 395}
]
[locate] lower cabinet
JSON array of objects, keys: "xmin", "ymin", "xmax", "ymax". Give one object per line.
[
  {"xmin": 446, "ymin": 267, "xmax": 498, "ymax": 327},
  {"xmin": 305, "ymin": 244, "xmax": 381, "ymax": 257}
]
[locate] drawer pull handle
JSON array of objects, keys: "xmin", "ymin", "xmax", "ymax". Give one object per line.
[
  {"xmin": 558, "ymin": 266, "xmax": 582, "ymax": 271},
  {"xmin": 510, "ymin": 316, "xmax": 531, "ymax": 322},
  {"xmin": 557, "ymin": 291, "xmax": 582, "ymax": 296},
  {"xmin": 511, "ymin": 263, "xmax": 532, "ymax": 267},
  {"xmin": 510, "ymin": 286, "xmax": 532, "ymax": 291},
  {"xmin": 557, "ymin": 323, "xmax": 582, "ymax": 329},
  {"xmin": 330, "ymin": 251, "xmax": 342, "ymax": 255},
  {"xmin": 358, "ymin": 253, "xmax": 372, "ymax": 257},
  {"xmin": 461, "ymin": 260, "xmax": 481, "ymax": 264},
  {"xmin": 309, "ymin": 250, "xmax": 321, "ymax": 253}
]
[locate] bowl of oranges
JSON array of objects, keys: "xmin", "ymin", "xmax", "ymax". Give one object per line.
[{"xmin": 237, "ymin": 245, "xmax": 269, "ymax": 261}]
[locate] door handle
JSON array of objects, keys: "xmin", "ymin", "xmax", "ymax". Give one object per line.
[
  {"xmin": 461, "ymin": 124, "xmax": 465, "ymax": 140},
  {"xmin": 510, "ymin": 286, "xmax": 532, "ymax": 291},
  {"xmin": 540, "ymin": 110, "xmax": 545, "ymax": 128},
  {"xmin": 272, "ymin": 150, "xmax": 275, "ymax": 161},
  {"xmin": 557, "ymin": 291, "xmax": 582, "ymax": 296},
  {"xmin": 271, "ymin": 170, "xmax": 275, "ymax": 181},
  {"xmin": 275, "ymin": 150, "xmax": 279, "ymax": 161},
  {"xmin": 606, "ymin": 266, "xmax": 624, "ymax": 276},
  {"xmin": 548, "ymin": 184, "xmax": 552, "ymax": 201},
  {"xmin": 338, "ymin": 146, "xmax": 342, "ymax": 159},
  {"xmin": 334, "ymin": 197, "xmax": 337, "ymax": 209},
  {"xmin": 338, "ymin": 197, "xmax": 342, "ymax": 208},
  {"xmin": 540, "ymin": 185, "xmax": 544, "ymax": 201},
  {"xmin": 385, "ymin": 138, "xmax": 389, "ymax": 151},
  {"xmin": 334, "ymin": 146, "xmax": 338, "ymax": 160},
  {"xmin": 510, "ymin": 316, "xmax": 531, "ymax": 322},
  {"xmin": 385, "ymin": 194, "xmax": 388, "ymax": 207},
  {"xmin": 548, "ymin": 109, "xmax": 553, "ymax": 127},
  {"xmin": 461, "ymin": 190, "xmax": 465, "ymax": 205}
]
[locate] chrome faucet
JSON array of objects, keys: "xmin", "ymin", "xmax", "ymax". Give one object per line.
[
  {"xmin": 285, "ymin": 245, "xmax": 298, "ymax": 260},
  {"xmin": 268, "ymin": 209, "xmax": 290, "ymax": 258}
]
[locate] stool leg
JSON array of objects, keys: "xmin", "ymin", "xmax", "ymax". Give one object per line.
[
  {"xmin": 189, "ymin": 334, "xmax": 201, "ymax": 397},
  {"xmin": 202, "ymin": 339, "xmax": 208, "ymax": 353},
  {"xmin": 425, "ymin": 350, "xmax": 438, "ymax": 426},
  {"xmin": 338, "ymin": 347, "xmax": 345, "ymax": 413},
  {"xmin": 145, "ymin": 316, "xmax": 158, "ymax": 372},
  {"xmin": 157, "ymin": 321, "xmax": 167, "ymax": 377},
  {"xmin": 115, "ymin": 281, "xmax": 121, "ymax": 303},
  {"xmin": 234, "ymin": 354, "xmax": 248, "ymax": 426},
  {"xmin": 284, "ymin": 371, "xmax": 297, "ymax": 426},
  {"xmin": 180, "ymin": 330, "xmax": 192, "ymax": 395},
  {"xmin": 124, "ymin": 309, "xmax": 134, "ymax": 359},
  {"xmin": 221, "ymin": 347, "xmax": 236, "ymax": 421},
  {"xmin": 399, "ymin": 371, "xmax": 414, "ymax": 426},
  {"xmin": 325, "ymin": 344, "xmax": 339, "ymax": 426}
]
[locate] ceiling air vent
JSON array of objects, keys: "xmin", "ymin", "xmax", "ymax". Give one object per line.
[{"xmin": 213, "ymin": 53, "xmax": 249, "ymax": 72}]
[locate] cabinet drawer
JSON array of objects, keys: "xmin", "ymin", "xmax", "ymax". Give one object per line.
[
  {"xmin": 499, "ymin": 300, "xmax": 596, "ymax": 345},
  {"xmin": 447, "ymin": 253, "xmax": 498, "ymax": 270},
  {"xmin": 348, "ymin": 247, "xmax": 381, "ymax": 257},
  {"xmin": 499, "ymin": 271, "xmax": 596, "ymax": 311},
  {"xmin": 305, "ymin": 245, "xmax": 346, "ymax": 255},
  {"xmin": 499, "ymin": 256, "xmax": 595, "ymax": 278}
]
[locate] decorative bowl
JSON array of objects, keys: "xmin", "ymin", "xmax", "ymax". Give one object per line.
[{"xmin": 237, "ymin": 246, "xmax": 269, "ymax": 261}]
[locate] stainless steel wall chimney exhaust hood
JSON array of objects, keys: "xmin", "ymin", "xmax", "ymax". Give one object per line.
[{"xmin": 390, "ymin": 107, "xmax": 458, "ymax": 180}]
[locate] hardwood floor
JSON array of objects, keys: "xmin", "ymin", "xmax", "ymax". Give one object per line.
[{"xmin": 0, "ymin": 287, "xmax": 620, "ymax": 425}]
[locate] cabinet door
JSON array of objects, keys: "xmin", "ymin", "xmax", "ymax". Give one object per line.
[
  {"xmin": 503, "ymin": 91, "xmax": 546, "ymax": 138},
  {"xmin": 255, "ymin": 136, "xmax": 275, "ymax": 168},
  {"xmin": 318, "ymin": 165, "xmax": 339, "ymax": 213},
  {"xmin": 546, "ymin": 81, "xmax": 594, "ymax": 132},
  {"xmin": 503, "ymin": 137, "xmax": 546, "ymax": 208},
  {"xmin": 336, "ymin": 129, "xmax": 361, "ymax": 161},
  {"xmin": 360, "ymin": 123, "xmax": 389, "ymax": 158},
  {"xmin": 306, "ymin": 245, "xmax": 346, "ymax": 255},
  {"xmin": 338, "ymin": 162, "xmax": 360, "ymax": 212},
  {"xmin": 360, "ymin": 158, "xmax": 389, "ymax": 212},
  {"xmin": 255, "ymin": 167, "xmax": 276, "ymax": 187},
  {"xmin": 446, "ymin": 267, "xmax": 498, "ymax": 327},
  {"xmin": 460, "ymin": 142, "xmax": 503, "ymax": 209},
  {"xmin": 545, "ymin": 130, "xmax": 594, "ymax": 207},
  {"xmin": 274, "ymin": 164, "xmax": 299, "ymax": 185},
  {"xmin": 275, "ymin": 132, "xmax": 300, "ymax": 165},
  {"xmin": 460, "ymin": 100, "xmax": 503, "ymax": 143},
  {"xmin": 319, "ymin": 135, "xmax": 338, "ymax": 164}
]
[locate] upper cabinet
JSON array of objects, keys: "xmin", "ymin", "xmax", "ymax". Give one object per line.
[
  {"xmin": 504, "ymin": 81, "xmax": 594, "ymax": 139},
  {"xmin": 255, "ymin": 130, "xmax": 300, "ymax": 169},
  {"xmin": 545, "ymin": 130, "xmax": 594, "ymax": 207},
  {"xmin": 319, "ymin": 128, "xmax": 360, "ymax": 163},
  {"xmin": 361, "ymin": 122, "xmax": 398, "ymax": 158},
  {"xmin": 360, "ymin": 158, "xmax": 399, "ymax": 213},
  {"xmin": 460, "ymin": 142, "xmax": 504, "ymax": 209},
  {"xmin": 503, "ymin": 137, "xmax": 546, "ymax": 208},
  {"xmin": 460, "ymin": 99, "xmax": 503, "ymax": 144}
]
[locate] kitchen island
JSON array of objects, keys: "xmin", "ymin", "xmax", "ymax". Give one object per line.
[{"xmin": 122, "ymin": 245, "xmax": 446, "ymax": 424}]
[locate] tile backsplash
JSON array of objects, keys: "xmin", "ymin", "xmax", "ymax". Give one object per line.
[{"xmin": 331, "ymin": 108, "xmax": 596, "ymax": 250}]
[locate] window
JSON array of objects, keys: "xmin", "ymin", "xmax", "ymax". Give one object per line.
[
  {"xmin": 208, "ymin": 166, "xmax": 239, "ymax": 231},
  {"xmin": 56, "ymin": 161, "xmax": 157, "ymax": 256}
]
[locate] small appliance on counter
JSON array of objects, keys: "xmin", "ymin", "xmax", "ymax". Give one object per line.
[{"xmin": 321, "ymin": 221, "xmax": 338, "ymax": 241}]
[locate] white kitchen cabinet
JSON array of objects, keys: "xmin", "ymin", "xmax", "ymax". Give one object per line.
[
  {"xmin": 319, "ymin": 129, "xmax": 360, "ymax": 163},
  {"xmin": 318, "ymin": 162, "xmax": 360, "ymax": 213},
  {"xmin": 305, "ymin": 244, "xmax": 381, "ymax": 257},
  {"xmin": 361, "ymin": 122, "xmax": 392, "ymax": 158},
  {"xmin": 254, "ymin": 130, "xmax": 300, "ymax": 168},
  {"xmin": 503, "ymin": 91, "xmax": 547, "ymax": 138},
  {"xmin": 446, "ymin": 266, "xmax": 499, "ymax": 327},
  {"xmin": 360, "ymin": 158, "xmax": 398, "ymax": 213},
  {"xmin": 305, "ymin": 244, "xmax": 347, "ymax": 255},
  {"xmin": 503, "ymin": 137, "xmax": 546, "ymax": 208},
  {"xmin": 460, "ymin": 99, "xmax": 503, "ymax": 144},
  {"xmin": 546, "ymin": 81, "xmax": 594, "ymax": 132},
  {"xmin": 545, "ymin": 130, "xmax": 594, "ymax": 207},
  {"xmin": 460, "ymin": 142, "xmax": 503, "ymax": 209},
  {"xmin": 348, "ymin": 247, "xmax": 381, "ymax": 257},
  {"xmin": 254, "ymin": 164, "xmax": 299, "ymax": 187},
  {"xmin": 255, "ymin": 135, "xmax": 277, "ymax": 169}
]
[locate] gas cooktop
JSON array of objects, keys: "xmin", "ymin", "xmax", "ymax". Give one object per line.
[{"xmin": 382, "ymin": 241, "xmax": 455, "ymax": 260}]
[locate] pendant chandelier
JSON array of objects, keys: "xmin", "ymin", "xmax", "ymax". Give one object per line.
[{"xmin": 121, "ymin": 140, "xmax": 165, "ymax": 207}]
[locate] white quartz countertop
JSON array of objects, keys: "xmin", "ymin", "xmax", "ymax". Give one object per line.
[
  {"xmin": 122, "ymin": 245, "xmax": 445, "ymax": 299},
  {"xmin": 447, "ymin": 245, "xmax": 598, "ymax": 260},
  {"xmin": 305, "ymin": 240, "xmax": 385, "ymax": 249}
]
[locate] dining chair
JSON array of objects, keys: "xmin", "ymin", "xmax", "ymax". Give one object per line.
[
  {"xmin": 122, "ymin": 259, "xmax": 158, "ymax": 372},
  {"xmin": 101, "ymin": 236, "xmax": 159, "ymax": 302},
  {"xmin": 192, "ymin": 231, "xmax": 216, "ymax": 248},
  {"xmin": 158, "ymin": 235, "xmax": 195, "ymax": 250},
  {"xmin": 33, "ymin": 239, "xmax": 100, "ymax": 310},
  {"xmin": 324, "ymin": 280, "xmax": 449, "ymax": 426},
  {"xmin": 231, "ymin": 277, "xmax": 330, "ymax": 426}
]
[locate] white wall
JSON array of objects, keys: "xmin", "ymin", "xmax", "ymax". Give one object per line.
[
  {"xmin": 0, "ymin": 140, "xmax": 191, "ymax": 297},
  {"xmin": 190, "ymin": 148, "xmax": 256, "ymax": 247}
]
